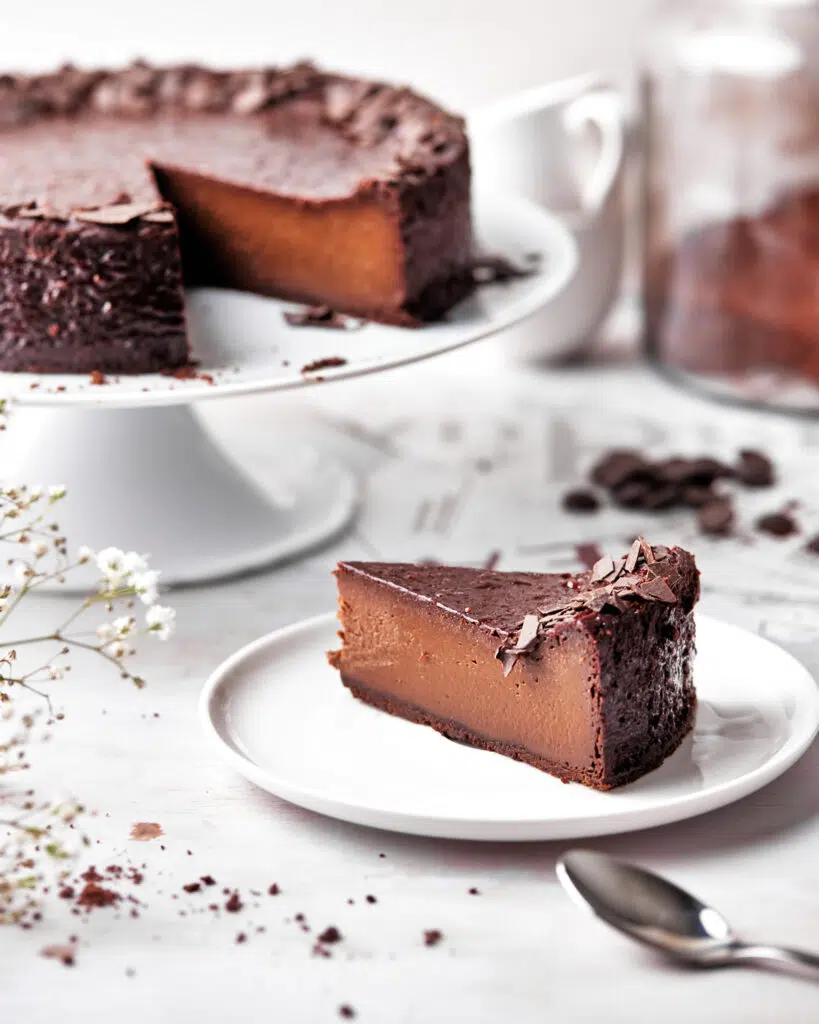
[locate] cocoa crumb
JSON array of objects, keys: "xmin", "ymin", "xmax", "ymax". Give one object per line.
[
  {"xmin": 225, "ymin": 891, "xmax": 243, "ymax": 913},
  {"xmin": 183, "ymin": 882, "xmax": 201, "ymax": 894},
  {"xmin": 300, "ymin": 356, "xmax": 348, "ymax": 374},
  {"xmin": 236, "ymin": 932, "xmax": 247, "ymax": 944},
  {"xmin": 365, "ymin": 894, "xmax": 377, "ymax": 904},
  {"xmin": 77, "ymin": 881, "xmax": 120, "ymax": 909},
  {"xmin": 339, "ymin": 1006, "xmax": 356, "ymax": 1019},
  {"xmin": 130, "ymin": 822, "xmax": 163, "ymax": 841},
  {"xmin": 424, "ymin": 929, "xmax": 443, "ymax": 947},
  {"xmin": 318, "ymin": 926, "xmax": 342, "ymax": 944},
  {"xmin": 468, "ymin": 887, "xmax": 481, "ymax": 895},
  {"xmin": 41, "ymin": 942, "xmax": 76, "ymax": 966},
  {"xmin": 268, "ymin": 883, "xmax": 280, "ymax": 895},
  {"xmin": 200, "ymin": 875, "xmax": 217, "ymax": 886},
  {"xmin": 89, "ymin": 370, "xmax": 107, "ymax": 386}
]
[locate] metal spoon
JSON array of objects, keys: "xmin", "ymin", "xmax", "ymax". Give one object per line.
[{"xmin": 556, "ymin": 849, "xmax": 819, "ymax": 981}]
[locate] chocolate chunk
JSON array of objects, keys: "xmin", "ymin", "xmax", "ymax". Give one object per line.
[
  {"xmin": 590, "ymin": 450, "xmax": 651, "ymax": 490},
  {"xmin": 640, "ymin": 484, "xmax": 679, "ymax": 511},
  {"xmin": 697, "ymin": 498, "xmax": 734, "ymax": 536},
  {"xmin": 736, "ymin": 449, "xmax": 775, "ymax": 488},
  {"xmin": 611, "ymin": 480, "xmax": 654, "ymax": 509},
  {"xmin": 656, "ymin": 457, "xmax": 729, "ymax": 487},
  {"xmin": 562, "ymin": 488, "xmax": 600, "ymax": 514},
  {"xmin": 679, "ymin": 484, "xmax": 715, "ymax": 508},
  {"xmin": 756, "ymin": 511, "xmax": 798, "ymax": 538}
]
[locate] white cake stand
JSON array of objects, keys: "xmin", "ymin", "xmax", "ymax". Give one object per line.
[{"xmin": 0, "ymin": 192, "xmax": 576, "ymax": 588}]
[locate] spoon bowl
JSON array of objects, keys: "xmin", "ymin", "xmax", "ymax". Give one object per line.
[{"xmin": 557, "ymin": 850, "xmax": 819, "ymax": 980}]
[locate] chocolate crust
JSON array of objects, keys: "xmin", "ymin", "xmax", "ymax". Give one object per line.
[
  {"xmin": 341, "ymin": 675, "xmax": 695, "ymax": 790},
  {"xmin": 0, "ymin": 213, "xmax": 187, "ymax": 373}
]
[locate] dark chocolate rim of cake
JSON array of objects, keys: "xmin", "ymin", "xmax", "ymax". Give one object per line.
[{"xmin": 0, "ymin": 60, "xmax": 468, "ymax": 228}]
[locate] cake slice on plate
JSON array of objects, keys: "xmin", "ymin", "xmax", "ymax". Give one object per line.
[{"xmin": 328, "ymin": 539, "xmax": 699, "ymax": 790}]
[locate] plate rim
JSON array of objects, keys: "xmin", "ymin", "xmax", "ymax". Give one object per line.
[
  {"xmin": 1, "ymin": 190, "xmax": 577, "ymax": 410},
  {"xmin": 199, "ymin": 611, "xmax": 819, "ymax": 841}
]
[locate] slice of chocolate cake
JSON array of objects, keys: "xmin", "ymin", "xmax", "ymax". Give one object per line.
[
  {"xmin": 0, "ymin": 62, "xmax": 473, "ymax": 373},
  {"xmin": 328, "ymin": 540, "xmax": 699, "ymax": 790}
]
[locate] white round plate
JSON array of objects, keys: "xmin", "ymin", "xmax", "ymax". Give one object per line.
[
  {"xmin": 0, "ymin": 191, "xmax": 575, "ymax": 409},
  {"xmin": 200, "ymin": 613, "xmax": 819, "ymax": 841}
]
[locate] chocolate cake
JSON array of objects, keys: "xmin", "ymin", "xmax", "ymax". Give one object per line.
[
  {"xmin": 328, "ymin": 540, "xmax": 699, "ymax": 790},
  {"xmin": 0, "ymin": 61, "xmax": 473, "ymax": 374}
]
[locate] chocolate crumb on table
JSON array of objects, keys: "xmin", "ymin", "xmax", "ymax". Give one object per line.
[
  {"xmin": 268, "ymin": 883, "xmax": 280, "ymax": 895},
  {"xmin": 338, "ymin": 1006, "xmax": 356, "ymax": 1019},
  {"xmin": 317, "ymin": 926, "xmax": 342, "ymax": 944},
  {"xmin": 423, "ymin": 929, "xmax": 443, "ymax": 947},
  {"xmin": 806, "ymin": 534, "xmax": 819, "ymax": 555},
  {"xmin": 365, "ymin": 894, "xmax": 377, "ymax": 904},
  {"xmin": 224, "ymin": 891, "xmax": 243, "ymax": 913},
  {"xmin": 40, "ymin": 942, "xmax": 77, "ymax": 967}
]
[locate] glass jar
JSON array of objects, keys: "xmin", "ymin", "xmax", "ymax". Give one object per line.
[{"xmin": 642, "ymin": 0, "xmax": 819, "ymax": 413}]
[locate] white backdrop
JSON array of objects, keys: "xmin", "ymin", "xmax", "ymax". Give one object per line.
[{"xmin": 0, "ymin": 0, "xmax": 653, "ymax": 109}]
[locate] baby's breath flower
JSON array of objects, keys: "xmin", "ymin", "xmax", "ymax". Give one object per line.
[
  {"xmin": 47, "ymin": 667, "xmax": 65, "ymax": 681},
  {"xmin": 96, "ymin": 547, "xmax": 126, "ymax": 585},
  {"xmin": 113, "ymin": 616, "xmax": 135, "ymax": 638},
  {"xmin": 108, "ymin": 642, "xmax": 128, "ymax": 660},
  {"xmin": 77, "ymin": 545, "xmax": 94, "ymax": 564},
  {"xmin": 48, "ymin": 485, "xmax": 67, "ymax": 501},
  {"xmin": 29, "ymin": 540, "xmax": 49, "ymax": 559},
  {"xmin": 123, "ymin": 552, "xmax": 148, "ymax": 575},
  {"xmin": 14, "ymin": 563, "xmax": 34, "ymax": 585},
  {"xmin": 132, "ymin": 569, "xmax": 160, "ymax": 606},
  {"xmin": 27, "ymin": 485, "xmax": 44, "ymax": 501},
  {"xmin": 96, "ymin": 623, "xmax": 116, "ymax": 644},
  {"xmin": 146, "ymin": 604, "xmax": 175, "ymax": 640}
]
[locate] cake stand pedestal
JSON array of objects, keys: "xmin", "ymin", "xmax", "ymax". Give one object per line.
[
  {"xmin": 0, "ymin": 191, "xmax": 576, "ymax": 591},
  {"xmin": 0, "ymin": 404, "xmax": 356, "ymax": 588}
]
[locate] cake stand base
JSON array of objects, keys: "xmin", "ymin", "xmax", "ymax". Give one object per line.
[{"xmin": 0, "ymin": 405, "xmax": 357, "ymax": 591}]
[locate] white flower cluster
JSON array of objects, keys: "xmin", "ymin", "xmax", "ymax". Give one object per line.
[{"xmin": 92, "ymin": 547, "xmax": 176, "ymax": 645}]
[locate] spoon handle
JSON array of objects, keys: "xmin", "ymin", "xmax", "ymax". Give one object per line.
[{"xmin": 733, "ymin": 943, "xmax": 819, "ymax": 981}]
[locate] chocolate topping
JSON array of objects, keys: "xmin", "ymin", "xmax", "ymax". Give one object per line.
[{"xmin": 0, "ymin": 60, "xmax": 467, "ymax": 223}]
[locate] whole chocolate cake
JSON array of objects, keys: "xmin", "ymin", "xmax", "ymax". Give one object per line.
[
  {"xmin": 0, "ymin": 62, "xmax": 473, "ymax": 373},
  {"xmin": 329, "ymin": 539, "xmax": 699, "ymax": 790}
]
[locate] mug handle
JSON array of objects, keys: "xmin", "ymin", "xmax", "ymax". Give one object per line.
[{"xmin": 561, "ymin": 84, "xmax": 626, "ymax": 214}]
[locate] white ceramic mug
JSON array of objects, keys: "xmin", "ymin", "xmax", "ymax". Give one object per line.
[{"xmin": 470, "ymin": 74, "xmax": 627, "ymax": 362}]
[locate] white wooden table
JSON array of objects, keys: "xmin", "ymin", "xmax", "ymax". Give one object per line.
[{"xmin": 2, "ymin": 329, "xmax": 818, "ymax": 1023}]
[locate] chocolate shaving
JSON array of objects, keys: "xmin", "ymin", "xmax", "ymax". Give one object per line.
[
  {"xmin": 639, "ymin": 538, "xmax": 656, "ymax": 563},
  {"xmin": 73, "ymin": 201, "xmax": 166, "ymax": 225},
  {"xmin": 624, "ymin": 538, "xmax": 642, "ymax": 573},
  {"xmin": 513, "ymin": 614, "xmax": 540, "ymax": 651},
  {"xmin": 635, "ymin": 575, "xmax": 678, "ymax": 604},
  {"xmin": 301, "ymin": 356, "xmax": 348, "ymax": 374},
  {"xmin": 591, "ymin": 554, "xmax": 615, "ymax": 582}
]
